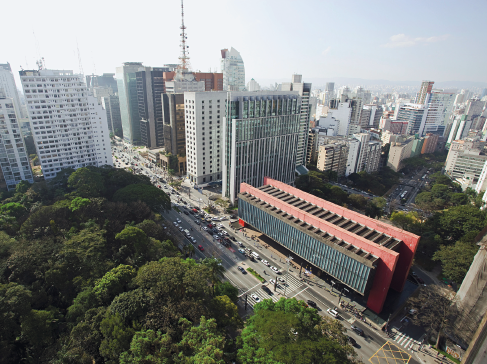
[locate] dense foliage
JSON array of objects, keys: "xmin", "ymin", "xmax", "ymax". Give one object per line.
[{"xmin": 0, "ymin": 165, "xmax": 356, "ymax": 364}]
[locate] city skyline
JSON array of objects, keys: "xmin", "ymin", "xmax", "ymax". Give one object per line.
[{"xmin": 3, "ymin": 0, "xmax": 487, "ymax": 89}]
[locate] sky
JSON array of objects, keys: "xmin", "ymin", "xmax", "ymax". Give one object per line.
[{"xmin": 2, "ymin": 0, "xmax": 487, "ymax": 88}]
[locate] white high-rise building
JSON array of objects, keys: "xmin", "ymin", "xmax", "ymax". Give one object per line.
[
  {"xmin": 328, "ymin": 98, "xmax": 352, "ymax": 136},
  {"xmin": 0, "ymin": 92, "xmax": 34, "ymax": 190},
  {"xmin": 0, "ymin": 63, "xmax": 23, "ymax": 120},
  {"xmin": 420, "ymin": 90, "xmax": 455, "ymax": 136},
  {"xmin": 221, "ymin": 47, "xmax": 245, "ymax": 91},
  {"xmin": 20, "ymin": 69, "xmax": 113, "ymax": 179},
  {"xmin": 184, "ymin": 91, "xmax": 227, "ymax": 186},
  {"xmin": 246, "ymin": 78, "xmax": 260, "ymax": 92}
]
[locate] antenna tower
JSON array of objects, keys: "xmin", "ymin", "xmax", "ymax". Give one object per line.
[
  {"xmin": 176, "ymin": 0, "xmax": 193, "ymax": 79},
  {"xmin": 76, "ymin": 40, "xmax": 84, "ymax": 76}
]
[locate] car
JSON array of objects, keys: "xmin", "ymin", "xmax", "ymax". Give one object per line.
[
  {"xmin": 307, "ymin": 300, "xmax": 317, "ymax": 308},
  {"xmin": 269, "ymin": 279, "xmax": 276, "ymax": 285},
  {"xmin": 262, "ymin": 285, "xmax": 272, "ymax": 295},
  {"xmin": 194, "ymin": 220, "xmax": 200, "ymax": 225},
  {"xmin": 262, "ymin": 260, "xmax": 270, "ymax": 266},
  {"xmin": 173, "ymin": 222, "xmax": 178, "ymax": 226},
  {"xmin": 347, "ymin": 336, "xmax": 357, "ymax": 346},
  {"xmin": 411, "ymin": 271, "xmax": 417, "ymax": 277},
  {"xmin": 327, "ymin": 308, "xmax": 339, "ymax": 318},
  {"xmin": 416, "ymin": 277, "xmax": 425, "ymax": 284},
  {"xmin": 251, "ymin": 294, "xmax": 260, "ymax": 302},
  {"xmin": 270, "ymin": 266, "xmax": 280, "ymax": 274},
  {"xmin": 237, "ymin": 241, "xmax": 244, "ymax": 247},
  {"xmin": 212, "ymin": 217, "xmax": 219, "ymax": 221},
  {"xmin": 202, "ymin": 227, "xmax": 208, "ymax": 231},
  {"xmin": 184, "ymin": 210, "xmax": 189, "ymax": 215},
  {"xmin": 213, "ymin": 234, "xmax": 221, "ymax": 239},
  {"xmin": 217, "ymin": 223, "xmax": 224, "ymax": 228},
  {"xmin": 351, "ymin": 325, "xmax": 364, "ymax": 336},
  {"xmin": 238, "ymin": 248, "xmax": 246, "ymax": 254},
  {"xmin": 278, "ymin": 277, "xmax": 286, "ymax": 283},
  {"xmin": 237, "ymin": 266, "xmax": 247, "ymax": 274},
  {"xmin": 191, "ymin": 237, "xmax": 197, "ymax": 244},
  {"xmin": 220, "ymin": 217, "xmax": 227, "ymax": 221},
  {"xmin": 177, "ymin": 218, "xmax": 182, "ymax": 223},
  {"xmin": 197, "ymin": 245, "xmax": 204, "ymax": 251},
  {"xmin": 207, "ymin": 224, "xmax": 214, "ymax": 229},
  {"xmin": 230, "ymin": 236, "xmax": 236, "ymax": 241},
  {"xmin": 178, "ymin": 226, "xmax": 183, "ymax": 231}
]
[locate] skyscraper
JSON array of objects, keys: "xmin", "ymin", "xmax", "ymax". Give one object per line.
[
  {"xmin": 20, "ymin": 69, "xmax": 112, "ymax": 179},
  {"xmin": 247, "ymin": 78, "xmax": 261, "ymax": 91},
  {"xmin": 222, "ymin": 91, "xmax": 302, "ymax": 202},
  {"xmin": 162, "ymin": 93, "xmax": 186, "ymax": 157},
  {"xmin": 86, "ymin": 73, "xmax": 118, "ymax": 92},
  {"xmin": 415, "ymin": 80, "xmax": 434, "ymax": 105},
  {"xmin": 324, "ymin": 82, "xmax": 334, "ymax": 106},
  {"xmin": 0, "ymin": 63, "xmax": 22, "ymax": 120},
  {"xmin": 0, "ymin": 91, "xmax": 33, "ymax": 190},
  {"xmin": 221, "ymin": 47, "xmax": 245, "ymax": 91},
  {"xmin": 116, "ymin": 62, "xmax": 143, "ymax": 145},
  {"xmin": 421, "ymin": 90, "xmax": 455, "ymax": 136},
  {"xmin": 136, "ymin": 67, "xmax": 168, "ymax": 148},
  {"xmin": 394, "ymin": 103, "xmax": 428, "ymax": 135},
  {"xmin": 101, "ymin": 95, "xmax": 122, "ymax": 138}
]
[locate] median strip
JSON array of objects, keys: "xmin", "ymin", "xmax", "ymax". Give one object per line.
[{"xmin": 247, "ymin": 267, "xmax": 265, "ymax": 282}]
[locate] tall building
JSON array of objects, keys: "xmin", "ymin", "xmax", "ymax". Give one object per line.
[
  {"xmin": 316, "ymin": 142, "xmax": 349, "ymax": 176},
  {"xmin": 360, "ymin": 105, "xmax": 382, "ymax": 129},
  {"xmin": 86, "ymin": 73, "xmax": 118, "ymax": 92},
  {"xmin": 136, "ymin": 67, "xmax": 167, "ymax": 148},
  {"xmin": 421, "ymin": 133, "xmax": 439, "ymax": 154},
  {"xmin": 0, "ymin": 63, "xmax": 22, "ymax": 120},
  {"xmin": 0, "ymin": 91, "xmax": 33, "ymax": 190},
  {"xmin": 185, "ymin": 91, "xmax": 227, "ymax": 185},
  {"xmin": 353, "ymin": 133, "xmax": 371, "ymax": 173},
  {"xmin": 101, "ymin": 95, "xmax": 122, "ymax": 138},
  {"xmin": 415, "ymin": 80, "xmax": 434, "ymax": 105},
  {"xmin": 445, "ymin": 141, "xmax": 487, "ymax": 186},
  {"xmin": 465, "ymin": 100, "xmax": 486, "ymax": 122},
  {"xmin": 162, "ymin": 93, "xmax": 185, "ymax": 156},
  {"xmin": 223, "ymin": 91, "xmax": 301, "ymax": 202},
  {"xmin": 394, "ymin": 103, "xmax": 428, "ymax": 135},
  {"xmin": 246, "ymin": 78, "xmax": 261, "ymax": 91},
  {"xmin": 324, "ymin": 82, "xmax": 334, "ymax": 106},
  {"xmin": 365, "ymin": 140, "xmax": 381, "ymax": 173},
  {"xmin": 116, "ymin": 62, "xmax": 143, "ymax": 145},
  {"xmin": 19, "ymin": 69, "xmax": 113, "ymax": 179},
  {"xmin": 221, "ymin": 47, "xmax": 245, "ymax": 91},
  {"xmin": 281, "ymin": 74, "xmax": 312, "ymax": 167},
  {"xmin": 421, "ymin": 90, "xmax": 455, "ymax": 136},
  {"xmin": 328, "ymin": 98, "xmax": 352, "ymax": 136}
]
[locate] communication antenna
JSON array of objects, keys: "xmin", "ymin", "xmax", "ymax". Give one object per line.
[
  {"xmin": 175, "ymin": 0, "xmax": 194, "ymax": 81},
  {"xmin": 76, "ymin": 39, "xmax": 84, "ymax": 76},
  {"xmin": 33, "ymin": 31, "xmax": 46, "ymax": 70}
]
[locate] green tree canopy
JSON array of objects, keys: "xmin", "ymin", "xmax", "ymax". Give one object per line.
[
  {"xmin": 113, "ymin": 184, "xmax": 171, "ymax": 212},
  {"xmin": 68, "ymin": 167, "xmax": 106, "ymax": 198},
  {"xmin": 433, "ymin": 241, "xmax": 479, "ymax": 283}
]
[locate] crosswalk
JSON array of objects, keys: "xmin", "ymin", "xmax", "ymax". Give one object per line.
[
  {"xmin": 390, "ymin": 330, "xmax": 420, "ymax": 351},
  {"xmin": 242, "ymin": 274, "xmax": 306, "ymax": 308}
]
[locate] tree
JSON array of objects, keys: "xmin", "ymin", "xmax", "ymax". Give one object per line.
[
  {"xmin": 348, "ymin": 194, "xmax": 367, "ymax": 210},
  {"xmin": 115, "ymin": 226, "xmax": 150, "ymax": 263},
  {"xmin": 437, "ymin": 205, "xmax": 487, "ymax": 243},
  {"xmin": 450, "ymin": 193, "xmax": 469, "ymax": 207},
  {"xmin": 433, "ymin": 241, "xmax": 479, "ymax": 284},
  {"xmin": 113, "ymin": 184, "xmax": 171, "ymax": 212},
  {"xmin": 119, "ymin": 329, "xmax": 172, "ymax": 364},
  {"xmin": 21, "ymin": 309, "xmax": 58, "ymax": 358},
  {"xmin": 390, "ymin": 211, "xmax": 418, "ymax": 231},
  {"xmin": 109, "ymin": 288, "xmax": 150, "ymax": 324},
  {"xmin": 68, "ymin": 167, "xmax": 106, "ymax": 198},
  {"xmin": 210, "ymin": 295, "xmax": 243, "ymax": 330},
  {"xmin": 99, "ymin": 312, "xmax": 135, "ymax": 363},
  {"xmin": 407, "ymin": 285, "xmax": 458, "ymax": 348},
  {"xmin": 214, "ymin": 281, "xmax": 239, "ymax": 302},
  {"xmin": 93, "ymin": 265, "xmax": 136, "ymax": 305},
  {"xmin": 69, "ymin": 197, "xmax": 91, "ymax": 212},
  {"xmin": 201, "ymin": 257, "xmax": 225, "ymax": 296},
  {"xmin": 15, "ymin": 180, "xmax": 32, "ymax": 194}
]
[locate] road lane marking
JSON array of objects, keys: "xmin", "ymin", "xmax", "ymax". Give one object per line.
[{"xmin": 238, "ymin": 282, "xmax": 262, "ymax": 297}]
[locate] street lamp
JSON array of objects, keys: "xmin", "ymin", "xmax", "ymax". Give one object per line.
[
  {"xmin": 330, "ymin": 280, "xmax": 335, "ymax": 293},
  {"xmin": 339, "ymin": 288, "xmax": 349, "ymax": 304},
  {"xmin": 283, "ymin": 256, "xmax": 293, "ymax": 297}
]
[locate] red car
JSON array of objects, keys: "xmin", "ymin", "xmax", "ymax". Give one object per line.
[
  {"xmin": 198, "ymin": 245, "xmax": 204, "ymax": 251},
  {"xmin": 207, "ymin": 224, "xmax": 213, "ymax": 229}
]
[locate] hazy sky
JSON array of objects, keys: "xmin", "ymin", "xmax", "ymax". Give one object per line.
[{"xmin": 3, "ymin": 0, "xmax": 487, "ymax": 87}]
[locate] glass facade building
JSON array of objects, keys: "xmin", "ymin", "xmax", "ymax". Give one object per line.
[{"xmin": 222, "ymin": 91, "xmax": 301, "ymax": 202}]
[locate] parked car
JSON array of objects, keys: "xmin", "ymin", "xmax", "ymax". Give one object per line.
[
  {"xmin": 351, "ymin": 325, "xmax": 364, "ymax": 336},
  {"xmin": 270, "ymin": 266, "xmax": 280, "ymax": 274},
  {"xmin": 327, "ymin": 308, "xmax": 339, "ymax": 318},
  {"xmin": 197, "ymin": 245, "xmax": 204, "ymax": 251},
  {"xmin": 237, "ymin": 266, "xmax": 246, "ymax": 274},
  {"xmin": 262, "ymin": 260, "xmax": 270, "ymax": 266},
  {"xmin": 347, "ymin": 336, "xmax": 357, "ymax": 346},
  {"xmin": 194, "ymin": 220, "xmax": 200, "ymax": 225},
  {"xmin": 262, "ymin": 285, "xmax": 272, "ymax": 295},
  {"xmin": 307, "ymin": 300, "xmax": 317, "ymax": 308}
]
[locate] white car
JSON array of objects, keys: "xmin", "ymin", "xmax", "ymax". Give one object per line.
[
  {"xmin": 177, "ymin": 218, "xmax": 182, "ymax": 223},
  {"xmin": 262, "ymin": 260, "xmax": 270, "ymax": 266},
  {"xmin": 212, "ymin": 217, "xmax": 220, "ymax": 221},
  {"xmin": 251, "ymin": 294, "xmax": 260, "ymax": 302},
  {"xmin": 202, "ymin": 227, "xmax": 208, "ymax": 231},
  {"xmin": 327, "ymin": 308, "xmax": 339, "ymax": 318},
  {"xmin": 173, "ymin": 222, "xmax": 178, "ymax": 227},
  {"xmin": 269, "ymin": 279, "xmax": 276, "ymax": 285},
  {"xmin": 278, "ymin": 277, "xmax": 285, "ymax": 283},
  {"xmin": 270, "ymin": 266, "xmax": 280, "ymax": 274}
]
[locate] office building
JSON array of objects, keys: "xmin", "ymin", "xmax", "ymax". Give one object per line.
[
  {"xmin": 221, "ymin": 47, "xmax": 245, "ymax": 91},
  {"xmin": 238, "ymin": 178, "xmax": 420, "ymax": 313},
  {"xmin": 324, "ymin": 82, "xmax": 334, "ymax": 106},
  {"xmin": 421, "ymin": 133, "xmax": 439, "ymax": 154},
  {"xmin": 246, "ymin": 78, "xmax": 261, "ymax": 91},
  {"xmin": 421, "ymin": 90, "xmax": 455, "ymax": 136},
  {"xmin": 101, "ymin": 95, "xmax": 122, "ymax": 138},
  {"xmin": 161, "ymin": 71, "xmax": 223, "ymax": 92},
  {"xmin": 92, "ymin": 86, "xmax": 113, "ymax": 104},
  {"xmin": 0, "ymin": 63, "xmax": 22, "ymax": 120},
  {"xmin": 86, "ymin": 73, "xmax": 118, "ymax": 92},
  {"xmin": 185, "ymin": 91, "xmax": 226, "ymax": 185},
  {"xmin": 20, "ymin": 69, "xmax": 112, "ymax": 179},
  {"xmin": 223, "ymin": 91, "xmax": 301, "ymax": 202},
  {"xmin": 415, "ymin": 80, "xmax": 434, "ymax": 105},
  {"xmin": 162, "ymin": 93, "xmax": 186, "ymax": 162},
  {"xmin": 465, "ymin": 100, "xmax": 486, "ymax": 122},
  {"xmin": 316, "ymin": 142, "xmax": 348, "ymax": 176},
  {"xmin": 410, "ymin": 137, "xmax": 424, "ymax": 157},
  {"xmin": 328, "ymin": 97, "xmax": 352, "ymax": 136},
  {"xmin": 445, "ymin": 141, "xmax": 487, "ymax": 186},
  {"xmin": 360, "ymin": 105, "xmax": 382, "ymax": 129},
  {"xmin": 387, "ymin": 138, "xmax": 414, "ymax": 172},
  {"xmin": 0, "ymin": 91, "xmax": 33, "ymax": 190},
  {"xmin": 136, "ymin": 67, "xmax": 167, "ymax": 148},
  {"xmin": 116, "ymin": 62, "xmax": 144, "ymax": 145},
  {"xmin": 281, "ymin": 74, "xmax": 312, "ymax": 167},
  {"xmin": 394, "ymin": 103, "xmax": 427, "ymax": 135},
  {"xmin": 364, "ymin": 140, "xmax": 381, "ymax": 173}
]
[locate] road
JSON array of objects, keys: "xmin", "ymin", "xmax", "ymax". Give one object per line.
[{"xmin": 111, "ymin": 143, "xmax": 420, "ymax": 363}]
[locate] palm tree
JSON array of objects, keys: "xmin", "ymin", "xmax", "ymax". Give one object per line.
[{"xmin": 201, "ymin": 257, "xmax": 225, "ymax": 296}]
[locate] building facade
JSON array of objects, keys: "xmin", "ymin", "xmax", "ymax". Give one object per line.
[
  {"xmin": 0, "ymin": 63, "xmax": 23, "ymax": 120},
  {"xmin": 19, "ymin": 69, "xmax": 112, "ymax": 179},
  {"xmin": 421, "ymin": 133, "xmax": 439, "ymax": 154},
  {"xmin": 415, "ymin": 80, "xmax": 434, "ymax": 105},
  {"xmin": 185, "ymin": 91, "xmax": 227, "ymax": 186},
  {"xmin": 116, "ymin": 62, "xmax": 143, "ymax": 145},
  {"xmin": 162, "ymin": 93, "xmax": 186, "ymax": 157},
  {"xmin": 0, "ymin": 93, "xmax": 33, "ymax": 190},
  {"xmin": 223, "ymin": 91, "xmax": 301, "ymax": 202},
  {"xmin": 394, "ymin": 103, "xmax": 427, "ymax": 135},
  {"xmin": 246, "ymin": 78, "xmax": 261, "ymax": 92},
  {"xmin": 101, "ymin": 95, "xmax": 122, "ymax": 138},
  {"xmin": 221, "ymin": 47, "xmax": 245, "ymax": 91},
  {"xmin": 387, "ymin": 139, "xmax": 414, "ymax": 172},
  {"xmin": 238, "ymin": 178, "xmax": 420, "ymax": 313},
  {"xmin": 316, "ymin": 142, "xmax": 348, "ymax": 176}
]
